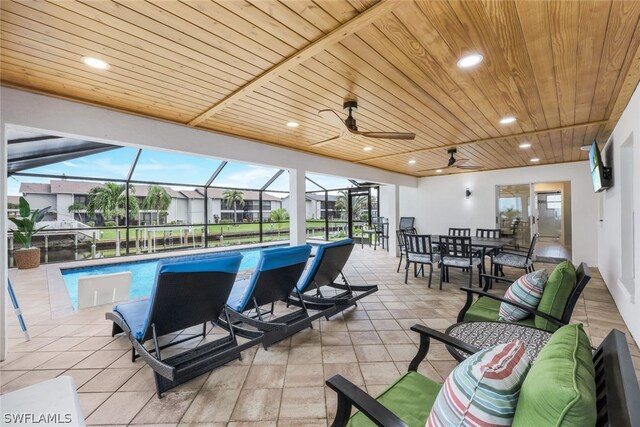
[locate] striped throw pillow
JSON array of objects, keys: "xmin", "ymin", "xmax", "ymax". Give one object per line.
[
  {"xmin": 499, "ymin": 269, "xmax": 548, "ymax": 322},
  {"xmin": 426, "ymin": 341, "xmax": 531, "ymax": 427}
]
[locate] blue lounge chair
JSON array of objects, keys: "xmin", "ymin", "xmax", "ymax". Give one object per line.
[
  {"xmin": 289, "ymin": 239, "xmax": 378, "ymax": 314},
  {"xmin": 106, "ymin": 252, "xmax": 262, "ymax": 397},
  {"xmin": 221, "ymin": 245, "xmax": 335, "ymax": 349}
]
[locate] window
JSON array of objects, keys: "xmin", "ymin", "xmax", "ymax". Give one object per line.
[
  {"xmin": 73, "ymin": 195, "xmax": 88, "ymax": 205},
  {"xmin": 547, "ymin": 194, "xmax": 561, "ymax": 209}
]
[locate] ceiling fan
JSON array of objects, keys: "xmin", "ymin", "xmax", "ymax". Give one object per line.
[
  {"xmin": 311, "ymin": 101, "xmax": 415, "ymax": 147},
  {"xmin": 419, "ymin": 148, "xmax": 483, "ymax": 172}
]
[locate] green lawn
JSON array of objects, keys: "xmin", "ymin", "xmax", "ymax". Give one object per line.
[{"xmin": 94, "ymin": 220, "xmax": 349, "ymax": 241}]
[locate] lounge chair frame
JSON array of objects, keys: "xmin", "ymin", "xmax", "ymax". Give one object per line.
[
  {"xmin": 106, "ymin": 254, "xmax": 263, "ymax": 397},
  {"xmin": 107, "ymin": 307, "xmax": 261, "ymax": 397},
  {"xmin": 289, "ymin": 240, "xmax": 378, "ymax": 315},
  {"xmin": 219, "ymin": 248, "xmax": 336, "ymax": 348}
]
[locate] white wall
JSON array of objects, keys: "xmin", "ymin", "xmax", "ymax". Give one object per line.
[
  {"xmin": 399, "ymin": 185, "xmax": 421, "ymax": 230},
  {"xmin": 597, "ymin": 84, "xmax": 640, "ymax": 348},
  {"xmin": 55, "ymin": 194, "xmax": 74, "ymax": 221},
  {"xmin": 26, "ymin": 193, "xmax": 57, "ymax": 213},
  {"xmin": 379, "ymin": 184, "xmax": 399, "ymax": 255},
  {"xmin": 415, "ymin": 162, "xmax": 598, "ymax": 267}
]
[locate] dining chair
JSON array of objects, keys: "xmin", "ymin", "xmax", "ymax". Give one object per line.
[
  {"xmin": 404, "ymin": 234, "xmax": 440, "ymax": 287},
  {"xmin": 398, "ymin": 216, "xmax": 415, "ymax": 231},
  {"xmin": 439, "ymin": 235, "xmax": 482, "ymax": 289},
  {"xmin": 361, "ymin": 217, "xmax": 384, "ymax": 249},
  {"xmin": 448, "ymin": 227, "xmax": 471, "ymax": 236},
  {"xmin": 490, "ymin": 233, "xmax": 539, "ymax": 282},
  {"xmin": 373, "ymin": 220, "xmax": 389, "ymax": 251},
  {"xmin": 475, "ymin": 228, "xmax": 502, "ymax": 239},
  {"xmin": 474, "ymin": 228, "xmax": 502, "ymax": 257},
  {"xmin": 396, "ymin": 228, "xmax": 417, "ymax": 272}
]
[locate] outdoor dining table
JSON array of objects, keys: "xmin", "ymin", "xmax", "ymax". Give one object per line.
[
  {"xmin": 430, "ymin": 235, "xmax": 514, "ymax": 252},
  {"xmin": 431, "ymin": 235, "xmax": 514, "ymax": 274}
]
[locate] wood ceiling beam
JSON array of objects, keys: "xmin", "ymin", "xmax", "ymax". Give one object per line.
[
  {"xmin": 187, "ymin": 0, "xmax": 400, "ymax": 127},
  {"xmin": 354, "ymin": 120, "xmax": 609, "ymax": 163}
]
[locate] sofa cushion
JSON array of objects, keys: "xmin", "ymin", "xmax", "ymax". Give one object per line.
[
  {"xmin": 113, "ymin": 299, "xmax": 150, "ymax": 341},
  {"xmin": 426, "ymin": 341, "xmax": 531, "ymax": 427},
  {"xmin": 512, "ymin": 323, "xmax": 596, "ymax": 427},
  {"xmin": 535, "ymin": 261, "xmax": 576, "ymax": 331},
  {"xmin": 492, "ymin": 252, "xmax": 533, "ymax": 268},
  {"xmin": 464, "ymin": 296, "xmax": 537, "ymax": 327},
  {"xmin": 499, "ymin": 270, "xmax": 548, "ymax": 321},
  {"xmin": 347, "ymin": 371, "xmax": 441, "ymax": 427}
]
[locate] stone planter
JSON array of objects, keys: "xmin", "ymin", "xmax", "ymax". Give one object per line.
[{"xmin": 14, "ymin": 247, "xmax": 41, "ymax": 269}]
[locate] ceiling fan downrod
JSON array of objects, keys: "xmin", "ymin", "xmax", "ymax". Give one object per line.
[{"xmin": 343, "ymin": 100, "xmax": 358, "ymax": 131}]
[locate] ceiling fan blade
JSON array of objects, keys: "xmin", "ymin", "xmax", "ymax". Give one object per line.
[
  {"xmin": 318, "ymin": 109, "xmax": 348, "ymax": 132},
  {"xmin": 455, "ymin": 165, "xmax": 483, "ymax": 170},
  {"xmin": 358, "ymin": 131, "xmax": 416, "ymax": 140},
  {"xmin": 309, "ymin": 135, "xmax": 342, "ymax": 148},
  {"xmin": 416, "ymin": 165, "xmax": 450, "ymax": 173}
]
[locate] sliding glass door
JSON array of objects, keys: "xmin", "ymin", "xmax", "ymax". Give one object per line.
[{"xmin": 496, "ymin": 184, "xmax": 532, "ymax": 249}]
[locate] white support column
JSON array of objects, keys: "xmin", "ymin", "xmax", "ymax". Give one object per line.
[
  {"xmin": 379, "ymin": 184, "xmax": 400, "ymax": 256},
  {"xmin": 289, "ymin": 168, "xmax": 306, "ymax": 245},
  {"xmin": 1, "ymin": 124, "xmax": 7, "ymax": 361}
]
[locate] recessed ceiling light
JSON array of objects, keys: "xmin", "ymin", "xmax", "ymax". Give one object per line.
[
  {"xmin": 579, "ymin": 145, "xmax": 591, "ymax": 151},
  {"xmin": 436, "ymin": 169, "xmax": 443, "ymax": 173},
  {"xmin": 363, "ymin": 146, "xmax": 373, "ymax": 152},
  {"xmin": 408, "ymin": 159, "xmax": 416, "ymax": 164},
  {"xmin": 499, "ymin": 116, "xmax": 517, "ymax": 125},
  {"xmin": 457, "ymin": 53, "xmax": 484, "ymax": 69},
  {"xmin": 286, "ymin": 122, "xmax": 299, "ymax": 128},
  {"xmin": 81, "ymin": 56, "xmax": 110, "ymax": 70},
  {"xmin": 531, "ymin": 158, "xmax": 540, "ymax": 162},
  {"xmin": 519, "ymin": 142, "xmax": 531, "ymax": 149}
]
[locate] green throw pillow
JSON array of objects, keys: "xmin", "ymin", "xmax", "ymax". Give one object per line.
[
  {"xmin": 512, "ymin": 323, "xmax": 596, "ymax": 427},
  {"xmin": 535, "ymin": 261, "xmax": 576, "ymax": 331}
]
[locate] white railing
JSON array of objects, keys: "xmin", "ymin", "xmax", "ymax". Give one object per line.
[{"xmin": 7, "ymin": 220, "xmax": 100, "ymax": 240}]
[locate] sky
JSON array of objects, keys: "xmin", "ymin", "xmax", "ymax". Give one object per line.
[{"xmin": 8, "ymin": 147, "xmax": 358, "ymax": 196}]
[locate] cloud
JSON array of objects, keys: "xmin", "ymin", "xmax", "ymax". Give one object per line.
[{"xmin": 214, "ymin": 167, "xmax": 278, "ymax": 189}]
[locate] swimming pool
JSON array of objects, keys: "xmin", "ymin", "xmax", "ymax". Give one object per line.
[{"xmin": 61, "ymin": 248, "xmax": 266, "ymax": 309}]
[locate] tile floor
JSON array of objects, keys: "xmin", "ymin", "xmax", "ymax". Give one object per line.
[
  {"xmin": 535, "ymin": 237, "xmax": 572, "ymax": 262},
  {"xmin": 3, "ymin": 245, "xmax": 639, "ymax": 426}
]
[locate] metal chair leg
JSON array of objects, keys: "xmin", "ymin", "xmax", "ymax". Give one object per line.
[
  {"xmin": 397, "ymin": 253, "xmax": 403, "ymax": 273},
  {"xmin": 468, "ymin": 267, "xmax": 473, "ymax": 288},
  {"xmin": 428, "ymin": 263, "xmax": 433, "ymax": 288},
  {"xmin": 404, "ymin": 262, "xmax": 410, "ymax": 284}
]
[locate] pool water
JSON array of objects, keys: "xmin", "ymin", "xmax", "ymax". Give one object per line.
[{"xmin": 62, "ymin": 249, "xmax": 264, "ymax": 309}]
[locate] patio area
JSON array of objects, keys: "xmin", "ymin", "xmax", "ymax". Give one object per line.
[{"xmin": 2, "ymin": 245, "xmax": 638, "ymax": 426}]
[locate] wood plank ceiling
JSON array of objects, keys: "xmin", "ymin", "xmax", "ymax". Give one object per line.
[{"xmin": 2, "ymin": 0, "xmax": 640, "ymax": 177}]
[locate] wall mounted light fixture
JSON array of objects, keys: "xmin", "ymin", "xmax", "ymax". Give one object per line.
[{"xmin": 465, "ymin": 188, "xmax": 471, "ymax": 199}]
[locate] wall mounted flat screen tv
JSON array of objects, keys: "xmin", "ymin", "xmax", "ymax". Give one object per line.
[{"xmin": 589, "ymin": 140, "xmax": 612, "ymax": 193}]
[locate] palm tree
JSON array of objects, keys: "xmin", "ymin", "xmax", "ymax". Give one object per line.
[
  {"xmin": 142, "ymin": 185, "xmax": 171, "ymax": 225},
  {"xmin": 335, "ymin": 190, "xmax": 368, "ymax": 220},
  {"xmin": 222, "ymin": 189, "xmax": 245, "ymax": 224},
  {"xmin": 67, "ymin": 202, "xmax": 86, "ymax": 221},
  {"xmin": 269, "ymin": 208, "xmax": 289, "ymax": 236},
  {"xmin": 87, "ymin": 182, "xmax": 139, "ymax": 225}
]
